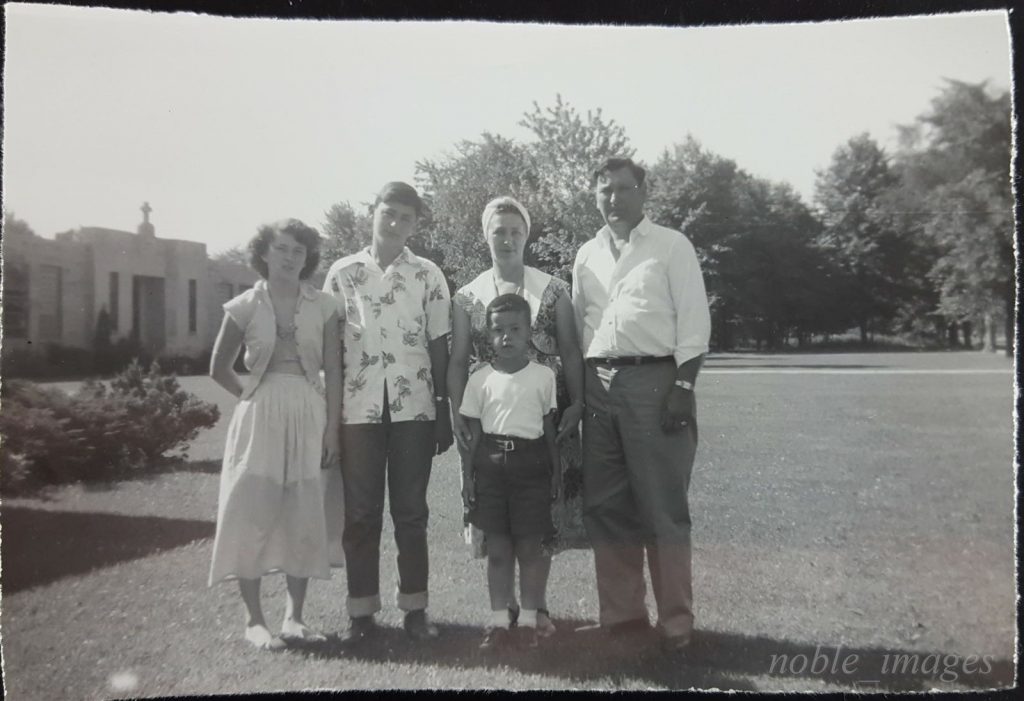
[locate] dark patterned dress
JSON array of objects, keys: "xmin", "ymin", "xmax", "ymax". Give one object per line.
[{"xmin": 454, "ymin": 266, "xmax": 589, "ymax": 554}]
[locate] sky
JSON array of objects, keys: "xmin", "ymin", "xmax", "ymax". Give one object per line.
[{"xmin": 2, "ymin": 4, "xmax": 1012, "ymax": 254}]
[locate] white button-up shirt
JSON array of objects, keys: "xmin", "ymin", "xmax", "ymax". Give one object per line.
[
  {"xmin": 572, "ymin": 216, "xmax": 710, "ymax": 366},
  {"xmin": 322, "ymin": 247, "xmax": 451, "ymax": 424}
]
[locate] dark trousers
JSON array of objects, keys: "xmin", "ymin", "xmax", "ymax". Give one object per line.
[
  {"xmin": 582, "ymin": 361, "xmax": 697, "ymax": 638},
  {"xmin": 340, "ymin": 407, "xmax": 435, "ymax": 617}
]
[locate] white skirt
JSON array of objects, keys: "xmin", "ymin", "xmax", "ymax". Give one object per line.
[{"xmin": 208, "ymin": 373, "xmax": 344, "ymax": 585}]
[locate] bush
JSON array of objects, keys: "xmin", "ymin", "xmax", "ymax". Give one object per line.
[
  {"xmin": 101, "ymin": 360, "xmax": 221, "ymax": 460},
  {"xmin": 0, "ymin": 361, "xmax": 220, "ymax": 495}
]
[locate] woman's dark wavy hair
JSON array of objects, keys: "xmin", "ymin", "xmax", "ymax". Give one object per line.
[{"xmin": 248, "ymin": 218, "xmax": 322, "ymax": 280}]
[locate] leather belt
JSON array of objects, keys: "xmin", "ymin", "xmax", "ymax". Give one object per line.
[{"xmin": 483, "ymin": 433, "xmax": 544, "ymax": 452}]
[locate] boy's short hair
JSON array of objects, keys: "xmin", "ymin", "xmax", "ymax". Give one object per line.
[
  {"xmin": 374, "ymin": 181, "xmax": 425, "ymax": 217},
  {"xmin": 486, "ymin": 293, "xmax": 531, "ymax": 328}
]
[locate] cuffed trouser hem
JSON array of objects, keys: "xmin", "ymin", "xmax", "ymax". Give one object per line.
[
  {"xmin": 397, "ymin": 590, "xmax": 428, "ymax": 612},
  {"xmin": 657, "ymin": 615, "xmax": 695, "ymax": 639},
  {"xmin": 347, "ymin": 594, "xmax": 382, "ymax": 618}
]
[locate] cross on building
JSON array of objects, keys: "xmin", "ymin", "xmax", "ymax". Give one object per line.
[{"xmin": 141, "ymin": 201, "xmax": 152, "ymax": 224}]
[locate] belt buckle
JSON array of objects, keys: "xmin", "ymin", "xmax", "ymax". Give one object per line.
[{"xmin": 496, "ymin": 437, "xmax": 515, "ymax": 452}]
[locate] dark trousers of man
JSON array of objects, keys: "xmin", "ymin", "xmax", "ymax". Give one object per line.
[
  {"xmin": 581, "ymin": 360, "xmax": 697, "ymax": 639},
  {"xmin": 340, "ymin": 404, "xmax": 435, "ymax": 618}
]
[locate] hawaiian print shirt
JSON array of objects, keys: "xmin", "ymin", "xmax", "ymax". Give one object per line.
[{"xmin": 322, "ymin": 246, "xmax": 451, "ymax": 424}]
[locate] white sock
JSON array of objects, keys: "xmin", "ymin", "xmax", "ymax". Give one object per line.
[
  {"xmin": 490, "ymin": 609, "xmax": 510, "ymax": 627},
  {"xmin": 519, "ymin": 609, "xmax": 538, "ymax": 628}
]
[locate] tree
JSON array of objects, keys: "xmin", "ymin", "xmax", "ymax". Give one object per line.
[
  {"xmin": 320, "ymin": 201, "xmax": 373, "ymax": 272},
  {"xmin": 211, "ymin": 246, "xmax": 249, "ymax": 267},
  {"xmin": 813, "ymin": 133, "xmax": 909, "ymax": 343},
  {"xmin": 415, "ymin": 96, "xmax": 635, "ymax": 286},
  {"xmin": 3, "ymin": 211, "xmax": 36, "ymax": 239},
  {"xmin": 647, "ymin": 138, "xmax": 746, "ymax": 348},
  {"xmin": 647, "ymin": 139, "xmax": 833, "ymax": 350},
  {"xmin": 894, "ymin": 80, "xmax": 1013, "ymax": 354},
  {"xmin": 519, "ymin": 96, "xmax": 634, "ymax": 279},
  {"xmin": 416, "ymin": 133, "xmax": 536, "ymax": 287}
]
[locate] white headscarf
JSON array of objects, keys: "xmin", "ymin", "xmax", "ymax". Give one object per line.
[{"xmin": 480, "ymin": 196, "xmax": 531, "ymax": 237}]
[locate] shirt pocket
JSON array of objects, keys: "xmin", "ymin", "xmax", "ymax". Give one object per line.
[{"xmin": 615, "ymin": 259, "xmax": 664, "ymax": 311}]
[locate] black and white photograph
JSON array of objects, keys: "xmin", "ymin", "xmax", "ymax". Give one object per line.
[{"xmin": 0, "ymin": 2, "xmax": 1016, "ymax": 696}]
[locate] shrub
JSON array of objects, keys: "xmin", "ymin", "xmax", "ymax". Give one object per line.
[
  {"xmin": 101, "ymin": 360, "xmax": 221, "ymax": 460},
  {"xmin": 0, "ymin": 362, "xmax": 220, "ymax": 495}
]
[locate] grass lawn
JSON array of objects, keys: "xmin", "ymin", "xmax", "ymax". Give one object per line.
[{"xmin": 1, "ymin": 351, "xmax": 1015, "ymax": 695}]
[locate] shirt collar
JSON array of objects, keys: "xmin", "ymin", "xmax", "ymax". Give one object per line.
[
  {"xmin": 360, "ymin": 245, "xmax": 413, "ymax": 271},
  {"xmin": 598, "ymin": 215, "xmax": 651, "ymax": 247}
]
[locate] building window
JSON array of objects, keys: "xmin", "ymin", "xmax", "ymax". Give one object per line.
[
  {"xmin": 109, "ymin": 272, "xmax": 120, "ymax": 330},
  {"xmin": 188, "ymin": 279, "xmax": 198, "ymax": 334},
  {"xmin": 3, "ymin": 258, "xmax": 30, "ymax": 338},
  {"xmin": 37, "ymin": 264, "xmax": 63, "ymax": 340},
  {"xmin": 217, "ymin": 282, "xmax": 234, "ymax": 302}
]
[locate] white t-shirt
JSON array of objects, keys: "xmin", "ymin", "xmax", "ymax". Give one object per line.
[{"xmin": 460, "ymin": 361, "xmax": 557, "ymax": 439}]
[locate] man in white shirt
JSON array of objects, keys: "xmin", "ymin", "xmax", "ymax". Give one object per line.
[
  {"xmin": 571, "ymin": 157, "xmax": 711, "ymax": 655},
  {"xmin": 322, "ymin": 181, "xmax": 454, "ymax": 644}
]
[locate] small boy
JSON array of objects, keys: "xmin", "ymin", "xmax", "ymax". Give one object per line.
[{"xmin": 459, "ymin": 293, "xmax": 560, "ymax": 650}]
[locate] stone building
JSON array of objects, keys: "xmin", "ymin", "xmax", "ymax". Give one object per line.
[{"xmin": 2, "ymin": 204, "xmax": 259, "ymax": 361}]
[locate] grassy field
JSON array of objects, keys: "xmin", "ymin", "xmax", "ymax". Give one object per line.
[{"xmin": 1, "ymin": 351, "xmax": 1016, "ymax": 696}]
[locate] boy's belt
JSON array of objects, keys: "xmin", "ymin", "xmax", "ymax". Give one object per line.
[
  {"xmin": 483, "ymin": 433, "xmax": 544, "ymax": 452},
  {"xmin": 586, "ymin": 355, "xmax": 674, "ymax": 367}
]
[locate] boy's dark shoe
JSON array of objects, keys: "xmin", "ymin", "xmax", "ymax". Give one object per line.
[
  {"xmin": 339, "ymin": 615, "xmax": 377, "ymax": 645},
  {"xmin": 479, "ymin": 626, "xmax": 510, "ymax": 651},
  {"xmin": 403, "ymin": 609, "xmax": 439, "ymax": 641},
  {"xmin": 507, "ymin": 605, "xmax": 520, "ymax": 629}
]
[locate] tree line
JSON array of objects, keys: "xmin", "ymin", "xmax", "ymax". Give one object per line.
[
  {"xmin": 6, "ymin": 80, "xmax": 1009, "ymax": 360},
  {"xmin": 313, "ymin": 81, "xmax": 1012, "ymax": 354}
]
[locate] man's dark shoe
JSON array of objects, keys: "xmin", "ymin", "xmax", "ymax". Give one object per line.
[
  {"xmin": 339, "ymin": 615, "xmax": 376, "ymax": 645},
  {"xmin": 660, "ymin": 632, "xmax": 693, "ymax": 656},
  {"xmin": 607, "ymin": 618, "xmax": 652, "ymax": 637},
  {"xmin": 479, "ymin": 626, "xmax": 510, "ymax": 651},
  {"xmin": 403, "ymin": 609, "xmax": 439, "ymax": 641}
]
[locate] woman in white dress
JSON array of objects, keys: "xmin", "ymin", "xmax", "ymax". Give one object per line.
[
  {"xmin": 208, "ymin": 219, "xmax": 343, "ymax": 650},
  {"xmin": 448, "ymin": 196, "xmax": 587, "ymax": 638}
]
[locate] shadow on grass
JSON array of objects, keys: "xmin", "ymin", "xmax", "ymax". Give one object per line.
[
  {"xmin": 1, "ymin": 506, "xmax": 214, "ymax": 593},
  {"xmin": 285, "ymin": 620, "xmax": 1013, "ymax": 692},
  {"xmin": 171, "ymin": 459, "xmax": 221, "ymax": 474},
  {"xmin": 14, "ymin": 459, "xmax": 224, "ymax": 498}
]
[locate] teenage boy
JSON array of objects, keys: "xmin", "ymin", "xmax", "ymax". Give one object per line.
[{"xmin": 322, "ymin": 181, "xmax": 454, "ymax": 643}]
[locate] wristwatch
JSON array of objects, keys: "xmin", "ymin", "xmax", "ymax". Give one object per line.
[
  {"xmin": 673, "ymin": 379, "xmax": 695, "ymax": 392},
  {"xmin": 434, "ymin": 395, "xmax": 449, "ymax": 404}
]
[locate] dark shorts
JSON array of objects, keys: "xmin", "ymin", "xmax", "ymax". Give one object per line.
[{"xmin": 469, "ymin": 434, "xmax": 554, "ymax": 538}]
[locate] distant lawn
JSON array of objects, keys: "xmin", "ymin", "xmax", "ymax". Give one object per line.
[{"xmin": 2, "ymin": 353, "xmax": 1015, "ymax": 695}]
